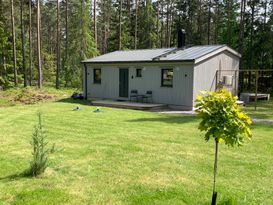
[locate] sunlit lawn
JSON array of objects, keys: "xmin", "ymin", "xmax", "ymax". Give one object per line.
[
  {"xmin": 0, "ymin": 100, "xmax": 272, "ymax": 204},
  {"xmin": 244, "ymin": 98, "xmax": 273, "ymax": 120}
]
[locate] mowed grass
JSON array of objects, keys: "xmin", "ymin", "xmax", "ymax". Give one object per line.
[
  {"xmin": 244, "ymin": 98, "xmax": 273, "ymax": 120},
  {"xmin": 0, "ymin": 100, "xmax": 272, "ymax": 205}
]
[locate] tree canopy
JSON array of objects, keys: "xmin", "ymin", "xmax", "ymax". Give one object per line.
[{"xmin": 0, "ymin": 0, "xmax": 272, "ymax": 88}]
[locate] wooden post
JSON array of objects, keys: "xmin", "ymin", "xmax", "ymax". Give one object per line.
[
  {"xmin": 254, "ymin": 70, "xmax": 258, "ymax": 111},
  {"xmin": 215, "ymin": 70, "xmax": 218, "ymax": 91},
  {"xmin": 234, "ymin": 70, "xmax": 237, "ymax": 96}
]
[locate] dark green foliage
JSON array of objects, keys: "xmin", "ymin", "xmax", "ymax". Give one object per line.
[
  {"xmin": 26, "ymin": 112, "xmax": 51, "ymax": 177},
  {"xmin": 0, "ymin": 0, "xmax": 272, "ymax": 89},
  {"xmin": 137, "ymin": 0, "xmax": 157, "ymax": 49}
]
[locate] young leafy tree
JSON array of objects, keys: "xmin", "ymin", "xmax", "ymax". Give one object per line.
[{"xmin": 195, "ymin": 89, "xmax": 252, "ymax": 205}]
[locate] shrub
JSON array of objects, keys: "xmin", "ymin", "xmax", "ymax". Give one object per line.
[
  {"xmin": 26, "ymin": 112, "xmax": 53, "ymax": 177},
  {"xmin": 195, "ymin": 89, "xmax": 252, "ymax": 205},
  {"xmin": 13, "ymin": 87, "xmax": 55, "ymax": 104}
]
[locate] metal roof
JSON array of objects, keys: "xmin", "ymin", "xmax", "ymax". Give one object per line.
[{"xmin": 82, "ymin": 45, "xmax": 240, "ymax": 64}]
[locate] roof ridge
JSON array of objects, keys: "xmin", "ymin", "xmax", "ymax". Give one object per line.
[
  {"xmin": 152, "ymin": 48, "xmax": 179, "ymax": 61},
  {"xmin": 115, "ymin": 47, "xmax": 174, "ymax": 52}
]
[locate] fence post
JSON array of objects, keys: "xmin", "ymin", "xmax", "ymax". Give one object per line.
[
  {"xmin": 215, "ymin": 70, "xmax": 218, "ymax": 91},
  {"xmin": 234, "ymin": 70, "xmax": 237, "ymax": 96}
]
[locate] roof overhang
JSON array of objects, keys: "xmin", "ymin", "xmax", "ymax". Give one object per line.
[
  {"xmin": 81, "ymin": 59, "xmax": 195, "ymax": 66},
  {"xmin": 81, "ymin": 45, "xmax": 241, "ymax": 66}
]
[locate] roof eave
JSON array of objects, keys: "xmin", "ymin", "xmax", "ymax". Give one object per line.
[{"xmin": 81, "ymin": 59, "xmax": 194, "ymax": 64}]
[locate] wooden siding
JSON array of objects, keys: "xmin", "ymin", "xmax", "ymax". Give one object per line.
[
  {"xmin": 85, "ymin": 64, "xmax": 194, "ymax": 109},
  {"xmin": 192, "ymin": 51, "xmax": 240, "ymax": 104},
  {"xmin": 83, "ymin": 50, "xmax": 239, "ymax": 110}
]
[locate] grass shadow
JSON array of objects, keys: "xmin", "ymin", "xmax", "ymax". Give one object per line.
[
  {"xmin": 128, "ymin": 115, "xmax": 198, "ymax": 124},
  {"xmin": 0, "ymin": 171, "xmax": 30, "ymax": 182},
  {"xmin": 0, "ymin": 168, "xmax": 39, "ymax": 182},
  {"xmin": 56, "ymin": 98, "xmax": 91, "ymax": 105}
]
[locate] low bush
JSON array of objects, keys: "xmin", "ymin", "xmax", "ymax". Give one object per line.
[{"xmin": 13, "ymin": 87, "xmax": 56, "ymax": 104}]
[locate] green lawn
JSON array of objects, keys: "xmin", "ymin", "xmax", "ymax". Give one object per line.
[
  {"xmin": 243, "ymin": 98, "xmax": 273, "ymax": 120},
  {"xmin": 0, "ymin": 100, "xmax": 272, "ymax": 205}
]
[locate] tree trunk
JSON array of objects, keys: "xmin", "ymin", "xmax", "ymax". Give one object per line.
[
  {"xmin": 227, "ymin": 0, "xmax": 232, "ymax": 46},
  {"xmin": 64, "ymin": 0, "xmax": 68, "ymax": 87},
  {"xmin": 127, "ymin": 0, "xmax": 131, "ymax": 29},
  {"xmin": 248, "ymin": 2, "xmax": 255, "ymax": 89},
  {"xmin": 207, "ymin": 0, "xmax": 211, "ymax": 45},
  {"xmin": 197, "ymin": 0, "xmax": 202, "ymax": 44},
  {"xmin": 211, "ymin": 139, "xmax": 219, "ymax": 205},
  {"xmin": 156, "ymin": 0, "xmax": 160, "ymax": 48},
  {"xmin": 160, "ymin": 2, "xmax": 164, "ymax": 48},
  {"xmin": 147, "ymin": 0, "xmax": 151, "ymax": 48},
  {"xmin": 263, "ymin": 0, "xmax": 267, "ymax": 30},
  {"xmin": 56, "ymin": 0, "xmax": 60, "ymax": 89},
  {"xmin": 80, "ymin": 0, "xmax": 84, "ymax": 58},
  {"xmin": 238, "ymin": 0, "xmax": 246, "ymax": 92},
  {"xmin": 10, "ymin": 0, "xmax": 18, "ymax": 86},
  {"xmin": 93, "ymin": 0, "xmax": 97, "ymax": 48},
  {"xmin": 168, "ymin": 1, "xmax": 173, "ymax": 47},
  {"xmin": 250, "ymin": 2, "xmax": 255, "ymax": 60},
  {"xmin": 21, "ymin": 0, "xmax": 27, "ymax": 87},
  {"xmin": 119, "ymin": 0, "xmax": 122, "ymax": 50},
  {"xmin": 134, "ymin": 0, "xmax": 138, "ymax": 49},
  {"xmin": 29, "ymin": 0, "xmax": 33, "ymax": 86},
  {"xmin": 214, "ymin": 0, "xmax": 220, "ymax": 44},
  {"xmin": 37, "ymin": 0, "xmax": 42, "ymax": 89},
  {"xmin": 0, "ymin": 0, "xmax": 3, "ymax": 77},
  {"xmin": 166, "ymin": 2, "xmax": 169, "ymax": 47},
  {"xmin": 238, "ymin": 0, "xmax": 246, "ymax": 57}
]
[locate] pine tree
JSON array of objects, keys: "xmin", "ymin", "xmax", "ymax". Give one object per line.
[
  {"xmin": 21, "ymin": 0, "xmax": 27, "ymax": 87},
  {"xmin": 37, "ymin": 0, "xmax": 42, "ymax": 89},
  {"xmin": 137, "ymin": 0, "xmax": 157, "ymax": 49},
  {"xmin": 29, "ymin": 0, "xmax": 33, "ymax": 86},
  {"xmin": 56, "ymin": 0, "xmax": 60, "ymax": 89},
  {"xmin": 10, "ymin": 0, "xmax": 18, "ymax": 86}
]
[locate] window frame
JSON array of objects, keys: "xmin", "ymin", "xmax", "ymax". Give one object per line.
[
  {"xmin": 136, "ymin": 68, "xmax": 142, "ymax": 78},
  {"xmin": 93, "ymin": 68, "xmax": 102, "ymax": 84},
  {"xmin": 161, "ymin": 68, "xmax": 173, "ymax": 87}
]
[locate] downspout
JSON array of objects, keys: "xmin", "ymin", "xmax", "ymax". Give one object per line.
[{"xmin": 83, "ymin": 62, "xmax": 88, "ymax": 99}]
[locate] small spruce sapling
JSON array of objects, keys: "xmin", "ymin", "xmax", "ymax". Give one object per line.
[
  {"xmin": 195, "ymin": 89, "xmax": 252, "ymax": 205},
  {"xmin": 26, "ymin": 112, "xmax": 53, "ymax": 177}
]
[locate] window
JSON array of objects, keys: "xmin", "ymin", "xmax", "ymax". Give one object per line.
[
  {"xmin": 161, "ymin": 69, "xmax": 173, "ymax": 87},
  {"xmin": 136, "ymin": 68, "xmax": 142, "ymax": 77},
  {"xmin": 93, "ymin": 69, "xmax": 101, "ymax": 84}
]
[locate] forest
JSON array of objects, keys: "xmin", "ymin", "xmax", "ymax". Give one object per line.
[{"xmin": 0, "ymin": 0, "xmax": 272, "ymax": 89}]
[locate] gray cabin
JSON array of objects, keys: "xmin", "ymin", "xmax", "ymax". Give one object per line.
[{"xmin": 82, "ymin": 45, "xmax": 240, "ymax": 110}]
